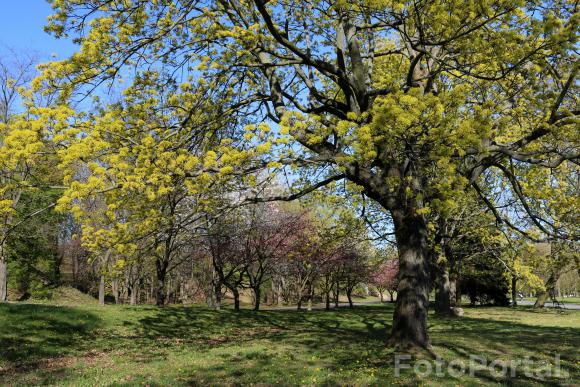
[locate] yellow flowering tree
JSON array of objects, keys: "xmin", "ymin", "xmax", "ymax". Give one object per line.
[
  {"xmin": 0, "ymin": 53, "xmax": 62, "ymax": 301},
  {"xmin": 39, "ymin": 0, "xmax": 578, "ymax": 348}
]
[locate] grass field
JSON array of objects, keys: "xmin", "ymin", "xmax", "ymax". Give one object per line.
[{"xmin": 0, "ymin": 302, "xmax": 578, "ymax": 386}]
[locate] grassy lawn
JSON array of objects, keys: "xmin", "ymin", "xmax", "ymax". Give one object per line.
[{"xmin": 0, "ymin": 302, "xmax": 578, "ymax": 386}]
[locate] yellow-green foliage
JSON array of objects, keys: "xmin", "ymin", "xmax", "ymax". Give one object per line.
[{"xmin": 31, "ymin": 0, "xmax": 579, "ymax": 255}]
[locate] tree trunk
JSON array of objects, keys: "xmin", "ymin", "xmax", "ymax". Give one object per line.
[
  {"xmin": 297, "ymin": 287, "xmax": 302, "ymax": 310},
  {"xmin": 454, "ymin": 279, "xmax": 462, "ymax": 306},
  {"xmin": 534, "ymin": 291, "xmax": 549, "ymax": 308},
  {"xmin": 155, "ymin": 262, "xmax": 167, "ymax": 307},
  {"xmin": 98, "ymin": 275, "xmax": 105, "ymax": 306},
  {"xmin": 535, "ymin": 272, "xmax": 557, "ymax": 308},
  {"xmin": 511, "ymin": 275, "xmax": 518, "ymax": 307},
  {"xmin": 232, "ymin": 287, "xmax": 240, "ymax": 311},
  {"xmin": 334, "ymin": 281, "xmax": 339, "ymax": 308},
  {"xmin": 130, "ymin": 285, "xmax": 137, "ymax": 305},
  {"xmin": 0, "ymin": 256, "xmax": 7, "ymax": 302},
  {"xmin": 449, "ymin": 277, "xmax": 457, "ymax": 307},
  {"xmin": 388, "ymin": 209, "xmax": 430, "ymax": 349},
  {"xmin": 0, "ymin": 242, "xmax": 7, "ymax": 302},
  {"xmin": 379, "ymin": 291, "xmax": 384, "ymax": 303},
  {"xmin": 253, "ymin": 287, "xmax": 261, "ymax": 311},
  {"xmin": 388, "ymin": 290, "xmax": 395, "ymax": 302},
  {"xmin": 325, "ymin": 291, "xmax": 330, "ymax": 310},
  {"xmin": 207, "ymin": 279, "xmax": 222, "ymax": 310},
  {"xmin": 435, "ymin": 263, "xmax": 452, "ymax": 315},
  {"xmin": 346, "ymin": 288, "xmax": 354, "ymax": 308}
]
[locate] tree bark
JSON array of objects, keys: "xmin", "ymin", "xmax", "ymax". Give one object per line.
[
  {"xmin": 511, "ymin": 275, "xmax": 518, "ymax": 307},
  {"xmin": 0, "ymin": 256, "xmax": 7, "ymax": 302},
  {"xmin": 155, "ymin": 260, "xmax": 167, "ymax": 307},
  {"xmin": 449, "ymin": 277, "xmax": 457, "ymax": 307},
  {"xmin": 454, "ymin": 281, "xmax": 461, "ymax": 306},
  {"xmin": 346, "ymin": 288, "xmax": 354, "ymax": 308},
  {"xmin": 325, "ymin": 291, "xmax": 330, "ymax": 310},
  {"xmin": 535, "ymin": 272, "xmax": 557, "ymax": 308},
  {"xmin": 435, "ymin": 263, "xmax": 452, "ymax": 315},
  {"xmin": 388, "ymin": 209, "xmax": 430, "ymax": 349},
  {"xmin": 534, "ymin": 291, "xmax": 549, "ymax": 308},
  {"xmin": 253, "ymin": 286, "xmax": 261, "ymax": 311},
  {"xmin": 130, "ymin": 285, "xmax": 137, "ymax": 305},
  {"xmin": 98, "ymin": 274, "xmax": 105, "ymax": 306},
  {"xmin": 232, "ymin": 287, "xmax": 240, "ymax": 311}
]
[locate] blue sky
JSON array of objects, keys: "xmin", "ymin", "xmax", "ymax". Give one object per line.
[{"xmin": 0, "ymin": 1, "xmax": 76, "ymax": 59}]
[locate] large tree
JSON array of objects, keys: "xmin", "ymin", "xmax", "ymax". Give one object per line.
[{"xmin": 38, "ymin": 0, "xmax": 578, "ymax": 348}]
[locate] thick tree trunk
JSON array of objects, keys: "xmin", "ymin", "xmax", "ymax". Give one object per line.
[
  {"xmin": 207, "ymin": 279, "xmax": 221, "ymax": 310},
  {"xmin": 155, "ymin": 271, "xmax": 166, "ymax": 307},
  {"xmin": 98, "ymin": 275, "xmax": 105, "ymax": 306},
  {"xmin": 0, "ymin": 256, "xmax": 7, "ymax": 302},
  {"xmin": 388, "ymin": 209, "xmax": 430, "ymax": 349},
  {"xmin": 253, "ymin": 287, "xmax": 261, "ymax": 311},
  {"xmin": 435, "ymin": 264, "xmax": 452, "ymax": 315},
  {"xmin": 455, "ymin": 287, "xmax": 461, "ymax": 306},
  {"xmin": 325, "ymin": 291, "xmax": 330, "ymax": 310},
  {"xmin": 130, "ymin": 285, "xmax": 137, "ymax": 305},
  {"xmin": 535, "ymin": 272, "xmax": 557, "ymax": 308},
  {"xmin": 534, "ymin": 291, "xmax": 549, "ymax": 308},
  {"xmin": 388, "ymin": 290, "xmax": 395, "ymax": 302},
  {"xmin": 449, "ymin": 277, "xmax": 457, "ymax": 307},
  {"xmin": 232, "ymin": 287, "xmax": 240, "ymax": 311},
  {"xmin": 379, "ymin": 291, "xmax": 384, "ymax": 303}
]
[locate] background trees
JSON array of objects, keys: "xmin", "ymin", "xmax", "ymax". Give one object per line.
[{"xmin": 370, "ymin": 257, "xmax": 399, "ymax": 303}]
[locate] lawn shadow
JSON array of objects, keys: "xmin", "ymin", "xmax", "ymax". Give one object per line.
[
  {"xmin": 0, "ymin": 303, "xmax": 102, "ymax": 381},
  {"xmin": 131, "ymin": 304, "xmax": 578, "ymax": 385},
  {"xmin": 429, "ymin": 309, "xmax": 579, "ymax": 385}
]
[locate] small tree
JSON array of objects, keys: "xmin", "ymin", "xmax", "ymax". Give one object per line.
[{"xmin": 371, "ymin": 260, "xmax": 399, "ymax": 303}]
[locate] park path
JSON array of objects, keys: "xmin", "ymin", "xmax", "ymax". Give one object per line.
[
  {"xmin": 517, "ymin": 300, "xmax": 580, "ymax": 310},
  {"xmin": 264, "ymin": 300, "xmax": 383, "ymax": 311},
  {"xmin": 266, "ymin": 300, "xmax": 580, "ymax": 311}
]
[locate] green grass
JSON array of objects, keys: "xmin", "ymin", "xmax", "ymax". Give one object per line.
[{"xmin": 0, "ymin": 302, "xmax": 578, "ymax": 386}]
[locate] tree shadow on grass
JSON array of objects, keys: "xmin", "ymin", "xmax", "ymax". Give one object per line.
[
  {"xmin": 0, "ymin": 303, "xmax": 102, "ymax": 378},
  {"xmin": 131, "ymin": 304, "xmax": 578, "ymax": 385}
]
